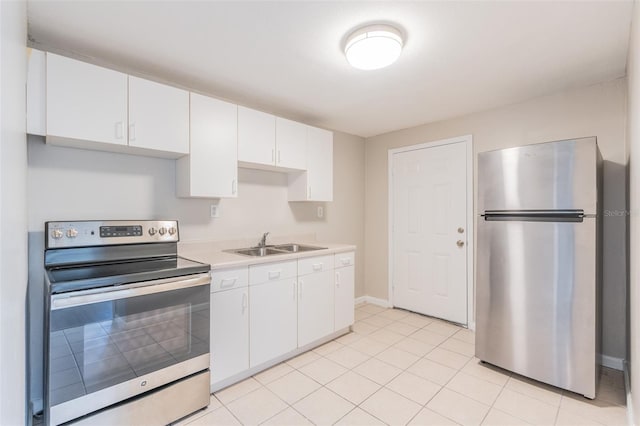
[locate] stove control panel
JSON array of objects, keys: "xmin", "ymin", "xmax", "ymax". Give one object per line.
[{"xmin": 45, "ymin": 220, "xmax": 180, "ymax": 249}]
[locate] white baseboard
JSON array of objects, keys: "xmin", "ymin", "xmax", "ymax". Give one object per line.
[
  {"xmin": 624, "ymin": 360, "xmax": 634, "ymax": 426},
  {"xmin": 354, "ymin": 296, "xmax": 392, "ymax": 308},
  {"xmin": 600, "ymin": 355, "xmax": 624, "ymax": 371}
]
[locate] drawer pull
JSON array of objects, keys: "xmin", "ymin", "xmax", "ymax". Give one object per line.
[
  {"xmin": 312, "ymin": 263, "xmax": 323, "ymax": 271},
  {"xmin": 220, "ymin": 277, "xmax": 238, "ymax": 288},
  {"xmin": 340, "ymin": 258, "xmax": 351, "ymax": 266},
  {"xmin": 268, "ymin": 270, "xmax": 281, "ymax": 280}
]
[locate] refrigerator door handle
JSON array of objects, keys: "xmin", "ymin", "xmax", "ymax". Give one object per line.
[{"xmin": 482, "ymin": 210, "xmax": 585, "ymax": 222}]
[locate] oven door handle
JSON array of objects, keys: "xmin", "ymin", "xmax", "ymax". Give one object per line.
[{"xmin": 50, "ymin": 273, "xmax": 211, "ymax": 310}]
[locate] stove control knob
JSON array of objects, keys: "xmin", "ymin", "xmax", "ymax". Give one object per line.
[
  {"xmin": 66, "ymin": 228, "xmax": 78, "ymax": 238},
  {"xmin": 51, "ymin": 229, "xmax": 64, "ymax": 239},
  {"xmin": 158, "ymin": 227, "xmax": 167, "ymax": 236},
  {"xmin": 148, "ymin": 228, "xmax": 157, "ymax": 236},
  {"xmin": 168, "ymin": 227, "xmax": 177, "ymax": 236}
]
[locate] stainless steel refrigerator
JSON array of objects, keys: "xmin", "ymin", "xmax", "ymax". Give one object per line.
[{"xmin": 476, "ymin": 137, "xmax": 602, "ymax": 398}]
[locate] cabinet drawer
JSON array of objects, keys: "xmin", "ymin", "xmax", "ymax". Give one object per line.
[
  {"xmin": 334, "ymin": 252, "xmax": 355, "ymax": 269},
  {"xmin": 250, "ymin": 260, "xmax": 297, "ymax": 285},
  {"xmin": 298, "ymin": 255, "xmax": 334, "ymax": 276},
  {"xmin": 211, "ymin": 267, "xmax": 249, "ymax": 293}
]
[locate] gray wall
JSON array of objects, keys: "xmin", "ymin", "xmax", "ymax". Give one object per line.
[
  {"xmin": 626, "ymin": 0, "xmax": 639, "ymax": 420},
  {"xmin": 0, "ymin": 0, "xmax": 28, "ymax": 423},
  {"xmin": 365, "ymin": 78, "xmax": 628, "ymax": 361}
]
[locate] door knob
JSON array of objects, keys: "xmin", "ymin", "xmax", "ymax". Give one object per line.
[
  {"xmin": 458, "ymin": 227, "xmax": 464, "ymax": 233},
  {"xmin": 456, "ymin": 240, "xmax": 465, "ymax": 247}
]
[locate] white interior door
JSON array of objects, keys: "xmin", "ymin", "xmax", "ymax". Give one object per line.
[{"xmin": 391, "ymin": 141, "xmax": 469, "ymax": 324}]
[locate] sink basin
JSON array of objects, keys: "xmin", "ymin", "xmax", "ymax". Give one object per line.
[
  {"xmin": 225, "ymin": 243, "xmax": 327, "ymax": 257},
  {"xmin": 273, "ymin": 243, "xmax": 327, "ymax": 253},
  {"xmin": 231, "ymin": 247, "xmax": 285, "ymax": 257}
]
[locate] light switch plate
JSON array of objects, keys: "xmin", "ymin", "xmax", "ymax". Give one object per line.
[
  {"xmin": 317, "ymin": 206, "xmax": 324, "ymax": 218},
  {"xmin": 210, "ymin": 204, "xmax": 220, "ymax": 218}
]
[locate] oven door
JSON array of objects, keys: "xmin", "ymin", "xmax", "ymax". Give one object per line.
[{"xmin": 46, "ymin": 273, "xmax": 210, "ymax": 425}]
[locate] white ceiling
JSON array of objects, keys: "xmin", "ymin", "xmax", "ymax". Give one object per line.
[{"xmin": 27, "ymin": 1, "xmax": 633, "ymax": 138}]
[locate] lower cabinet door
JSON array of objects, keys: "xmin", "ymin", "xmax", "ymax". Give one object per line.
[
  {"xmin": 334, "ymin": 265, "xmax": 355, "ymax": 331},
  {"xmin": 250, "ymin": 279, "xmax": 298, "ymax": 367},
  {"xmin": 211, "ymin": 287, "xmax": 249, "ymax": 384},
  {"xmin": 298, "ymin": 271, "xmax": 334, "ymax": 347}
]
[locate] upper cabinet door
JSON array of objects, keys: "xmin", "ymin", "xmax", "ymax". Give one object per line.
[
  {"xmin": 46, "ymin": 53, "xmax": 128, "ymax": 146},
  {"xmin": 237, "ymin": 106, "xmax": 276, "ymax": 167},
  {"xmin": 128, "ymin": 76, "xmax": 189, "ymax": 155},
  {"xmin": 307, "ymin": 126, "xmax": 333, "ymax": 201},
  {"xmin": 176, "ymin": 93, "xmax": 238, "ymax": 198},
  {"xmin": 275, "ymin": 117, "xmax": 306, "ymax": 170}
]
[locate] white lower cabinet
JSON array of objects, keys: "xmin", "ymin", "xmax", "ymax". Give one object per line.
[
  {"xmin": 298, "ymin": 255, "xmax": 335, "ymax": 347},
  {"xmin": 210, "ymin": 286, "xmax": 249, "ymax": 384},
  {"xmin": 334, "ymin": 252, "xmax": 355, "ymax": 331},
  {"xmin": 249, "ymin": 278, "xmax": 298, "ymax": 367},
  {"xmin": 298, "ymin": 270, "xmax": 335, "ymax": 347},
  {"xmin": 210, "ymin": 252, "xmax": 355, "ymax": 388}
]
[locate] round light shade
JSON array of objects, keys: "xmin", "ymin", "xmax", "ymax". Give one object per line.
[{"xmin": 345, "ymin": 24, "xmax": 403, "ymax": 70}]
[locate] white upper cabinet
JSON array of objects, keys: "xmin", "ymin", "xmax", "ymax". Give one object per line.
[
  {"xmin": 27, "ymin": 49, "xmax": 46, "ymax": 136},
  {"xmin": 275, "ymin": 117, "xmax": 307, "ymax": 170},
  {"xmin": 128, "ymin": 76, "xmax": 189, "ymax": 155},
  {"xmin": 42, "ymin": 51, "xmax": 189, "ymax": 158},
  {"xmin": 237, "ymin": 106, "xmax": 276, "ymax": 167},
  {"xmin": 46, "ymin": 53, "xmax": 128, "ymax": 146},
  {"xmin": 288, "ymin": 126, "xmax": 333, "ymax": 201},
  {"xmin": 176, "ymin": 93, "xmax": 238, "ymax": 198},
  {"xmin": 238, "ymin": 107, "xmax": 307, "ymax": 171}
]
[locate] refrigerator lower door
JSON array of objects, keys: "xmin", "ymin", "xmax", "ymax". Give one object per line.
[{"xmin": 476, "ymin": 216, "xmax": 597, "ymax": 398}]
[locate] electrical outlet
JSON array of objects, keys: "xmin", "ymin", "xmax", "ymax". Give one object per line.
[
  {"xmin": 317, "ymin": 206, "xmax": 324, "ymax": 218},
  {"xmin": 210, "ymin": 204, "xmax": 220, "ymax": 218}
]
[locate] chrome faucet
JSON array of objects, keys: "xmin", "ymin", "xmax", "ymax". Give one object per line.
[{"xmin": 257, "ymin": 232, "xmax": 270, "ymax": 248}]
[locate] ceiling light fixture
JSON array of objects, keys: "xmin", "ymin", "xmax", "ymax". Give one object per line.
[{"xmin": 344, "ymin": 24, "xmax": 404, "ymax": 70}]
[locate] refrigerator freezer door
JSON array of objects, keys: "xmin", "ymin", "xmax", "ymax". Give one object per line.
[
  {"xmin": 478, "ymin": 138, "xmax": 598, "ymax": 214},
  {"xmin": 476, "ymin": 217, "xmax": 597, "ymax": 398}
]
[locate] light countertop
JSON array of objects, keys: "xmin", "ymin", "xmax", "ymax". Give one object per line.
[{"xmin": 179, "ymin": 238, "xmax": 356, "ymax": 270}]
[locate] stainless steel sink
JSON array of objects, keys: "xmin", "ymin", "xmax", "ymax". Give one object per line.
[
  {"xmin": 225, "ymin": 243, "xmax": 327, "ymax": 257},
  {"xmin": 231, "ymin": 247, "xmax": 285, "ymax": 257},
  {"xmin": 272, "ymin": 243, "xmax": 327, "ymax": 253}
]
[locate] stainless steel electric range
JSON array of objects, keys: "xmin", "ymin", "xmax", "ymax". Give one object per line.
[{"xmin": 43, "ymin": 220, "xmax": 211, "ymax": 425}]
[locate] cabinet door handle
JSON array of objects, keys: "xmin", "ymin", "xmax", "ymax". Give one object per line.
[
  {"xmin": 129, "ymin": 123, "xmax": 136, "ymax": 141},
  {"xmin": 220, "ymin": 277, "xmax": 237, "ymax": 289},
  {"xmin": 231, "ymin": 179, "xmax": 237, "ymax": 195},
  {"xmin": 268, "ymin": 270, "xmax": 281, "ymax": 280},
  {"xmin": 292, "ymin": 281, "xmax": 296, "ymax": 300},
  {"xmin": 341, "ymin": 258, "xmax": 351, "ymax": 266},
  {"xmin": 312, "ymin": 263, "xmax": 323, "ymax": 271},
  {"xmin": 336, "ymin": 271, "xmax": 340, "ymax": 288},
  {"xmin": 299, "ymin": 280, "xmax": 303, "ymax": 299},
  {"xmin": 272, "ymin": 149, "xmax": 275, "ymax": 164},
  {"xmin": 115, "ymin": 122, "xmax": 124, "ymax": 139},
  {"xmin": 278, "ymin": 150, "xmax": 281, "ymax": 164},
  {"xmin": 242, "ymin": 292, "xmax": 248, "ymax": 312}
]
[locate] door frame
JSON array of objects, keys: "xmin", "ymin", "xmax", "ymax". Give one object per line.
[{"xmin": 388, "ymin": 135, "xmax": 474, "ymax": 328}]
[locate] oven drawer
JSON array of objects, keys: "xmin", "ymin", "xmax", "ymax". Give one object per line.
[
  {"xmin": 211, "ymin": 266, "xmax": 249, "ymax": 293},
  {"xmin": 249, "ymin": 260, "xmax": 297, "ymax": 285}
]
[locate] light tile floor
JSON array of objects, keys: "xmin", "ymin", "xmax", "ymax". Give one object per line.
[{"xmin": 175, "ymin": 304, "xmax": 627, "ymax": 426}]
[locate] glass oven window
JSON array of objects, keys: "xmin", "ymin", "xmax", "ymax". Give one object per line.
[{"xmin": 48, "ymin": 284, "xmax": 209, "ymax": 406}]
